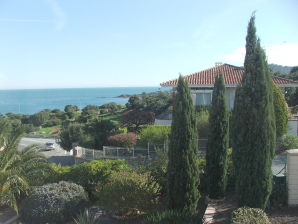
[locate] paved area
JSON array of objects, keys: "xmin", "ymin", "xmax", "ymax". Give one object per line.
[
  {"xmin": 18, "ymin": 137, "xmax": 75, "ymax": 165},
  {"xmin": 0, "ymin": 207, "xmax": 17, "ymax": 224},
  {"xmin": 272, "ymin": 152, "xmax": 287, "ymax": 176}
]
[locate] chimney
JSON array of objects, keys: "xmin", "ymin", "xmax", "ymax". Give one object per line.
[{"xmin": 215, "ymin": 62, "xmax": 223, "ymax": 67}]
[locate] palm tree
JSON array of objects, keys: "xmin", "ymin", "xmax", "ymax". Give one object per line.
[{"xmin": 0, "ymin": 119, "xmax": 51, "ymax": 213}]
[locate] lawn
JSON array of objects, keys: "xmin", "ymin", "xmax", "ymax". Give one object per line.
[
  {"xmin": 30, "ymin": 125, "xmax": 60, "ymax": 137},
  {"xmin": 99, "ymin": 109, "xmax": 125, "ymax": 125}
]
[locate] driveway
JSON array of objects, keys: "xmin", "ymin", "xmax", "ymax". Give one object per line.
[{"xmin": 18, "ymin": 137, "xmax": 75, "ymax": 165}]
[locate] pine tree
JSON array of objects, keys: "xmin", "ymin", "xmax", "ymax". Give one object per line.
[
  {"xmin": 167, "ymin": 76, "xmax": 200, "ymax": 213},
  {"xmin": 206, "ymin": 74, "xmax": 229, "ymax": 199},
  {"xmin": 232, "ymin": 15, "xmax": 276, "ymax": 209}
]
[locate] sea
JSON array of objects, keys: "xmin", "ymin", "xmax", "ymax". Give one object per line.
[{"xmin": 0, "ymin": 87, "xmax": 166, "ymax": 115}]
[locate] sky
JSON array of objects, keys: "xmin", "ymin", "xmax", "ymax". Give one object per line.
[{"xmin": 0, "ymin": 0, "xmax": 297, "ymax": 89}]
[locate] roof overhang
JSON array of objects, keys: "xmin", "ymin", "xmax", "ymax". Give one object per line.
[{"xmin": 161, "ymin": 84, "xmax": 298, "ymax": 88}]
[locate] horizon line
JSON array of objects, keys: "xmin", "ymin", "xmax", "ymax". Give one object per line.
[{"xmin": 0, "ymin": 86, "xmax": 163, "ymax": 91}]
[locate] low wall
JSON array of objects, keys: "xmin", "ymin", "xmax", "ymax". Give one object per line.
[{"xmin": 287, "ymin": 149, "xmax": 298, "ymax": 206}]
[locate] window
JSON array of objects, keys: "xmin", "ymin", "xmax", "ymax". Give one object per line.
[{"xmin": 195, "ymin": 92, "xmax": 212, "ymax": 106}]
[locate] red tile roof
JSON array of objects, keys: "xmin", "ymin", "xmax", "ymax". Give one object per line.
[{"xmin": 160, "ymin": 64, "xmax": 298, "ymax": 87}]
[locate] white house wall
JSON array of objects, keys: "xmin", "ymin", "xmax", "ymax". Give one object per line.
[{"xmin": 190, "ymin": 87, "xmax": 236, "ymax": 110}]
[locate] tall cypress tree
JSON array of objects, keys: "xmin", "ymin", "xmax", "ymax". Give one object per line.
[
  {"xmin": 232, "ymin": 15, "xmax": 276, "ymax": 209},
  {"xmin": 206, "ymin": 74, "xmax": 229, "ymax": 199},
  {"xmin": 167, "ymin": 76, "xmax": 200, "ymax": 213}
]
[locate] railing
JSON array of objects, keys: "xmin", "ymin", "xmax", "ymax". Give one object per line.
[{"xmin": 74, "ymin": 139, "xmax": 207, "ymax": 164}]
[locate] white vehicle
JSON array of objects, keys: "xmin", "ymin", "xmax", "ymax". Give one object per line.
[{"xmin": 45, "ymin": 142, "xmax": 55, "ymax": 151}]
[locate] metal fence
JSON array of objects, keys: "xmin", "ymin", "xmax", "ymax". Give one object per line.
[{"xmin": 74, "ymin": 139, "xmax": 207, "ymax": 165}]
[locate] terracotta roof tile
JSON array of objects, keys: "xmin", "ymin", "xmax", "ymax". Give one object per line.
[{"xmin": 160, "ymin": 64, "xmax": 298, "ymax": 87}]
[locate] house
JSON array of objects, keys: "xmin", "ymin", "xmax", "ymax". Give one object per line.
[{"xmin": 160, "ymin": 63, "xmax": 298, "ymax": 109}]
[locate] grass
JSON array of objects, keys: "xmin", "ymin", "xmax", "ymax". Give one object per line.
[
  {"xmin": 31, "ymin": 125, "xmax": 61, "ymax": 137},
  {"xmin": 99, "ymin": 109, "xmax": 125, "ymax": 125}
]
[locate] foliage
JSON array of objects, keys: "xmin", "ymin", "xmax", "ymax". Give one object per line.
[
  {"xmin": 42, "ymin": 117, "xmax": 62, "ymax": 127},
  {"xmin": 21, "ymin": 181, "xmax": 89, "ymax": 224},
  {"xmin": 226, "ymin": 148, "xmax": 236, "ymax": 191},
  {"xmin": 167, "ymin": 76, "xmax": 200, "ymax": 213},
  {"xmin": 47, "ymin": 160, "xmax": 130, "ymax": 200},
  {"xmin": 288, "ymin": 88, "xmax": 298, "ymax": 106},
  {"xmin": 121, "ymin": 109, "xmax": 155, "ymax": 131},
  {"xmin": 79, "ymin": 105, "xmax": 100, "ymax": 122},
  {"xmin": 95, "ymin": 171, "xmax": 160, "ymax": 216},
  {"xmin": 143, "ymin": 210, "xmax": 202, "ymax": 224},
  {"xmin": 126, "ymin": 95, "xmax": 143, "ymax": 110},
  {"xmin": 0, "ymin": 121, "xmax": 51, "ymax": 212},
  {"xmin": 58, "ymin": 123, "xmax": 88, "ymax": 151},
  {"xmin": 232, "ymin": 15, "xmax": 275, "ymax": 209},
  {"xmin": 279, "ymin": 134, "xmax": 298, "ymax": 151},
  {"xmin": 126, "ymin": 91, "xmax": 172, "ymax": 115},
  {"xmin": 146, "ymin": 148, "xmax": 168, "ymax": 197},
  {"xmin": 273, "ymin": 84, "xmax": 289, "ymax": 137},
  {"xmin": 231, "ymin": 207, "xmax": 270, "ymax": 224},
  {"xmin": 99, "ymin": 102, "xmax": 123, "ymax": 112},
  {"xmin": 142, "ymin": 91, "xmax": 173, "ymax": 115},
  {"xmin": 73, "ymin": 209, "xmax": 97, "ymax": 224},
  {"xmin": 206, "ymin": 75, "xmax": 229, "ymax": 199},
  {"xmin": 269, "ymin": 64, "xmax": 293, "ymax": 75},
  {"xmin": 108, "ymin": 132, "xmax": 137, "ymax": 147},
  {"xmin": 65, "ymin": 105, "xmax": 79, "ymax": 113},
  {"xmin": 269, "ymin": 175, "xmax": 287, "ymax": 208},
  {"xmin": 29, "ymin": 110, "xmax": 51, "ymax": 127},
  {"xmin": 197, "ymin": 110, "xmax": 209, "ymax": 138},
  {"xmin": 138, "ymin": 125, "xmax": 170, "ymax": 146},
  {"xmin": 23, "ymin": 123, "xmax": 38, "ymax": 134},
  {"xmin": 85, "ymin": 118, "xmax": 117, "ymax": 149}
]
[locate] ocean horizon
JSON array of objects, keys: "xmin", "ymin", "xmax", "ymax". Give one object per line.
[{"xmin": 0, "ymin": 87, "xmax": 166, "ymax": 115}]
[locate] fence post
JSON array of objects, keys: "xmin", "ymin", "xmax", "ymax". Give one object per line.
[
  {"xmin": 147, "ymin": 143, "xmax": 150, "ymax": 159},
  {"xmin": 117, "ymin": 147, "xmax": 119, "ymax": 158},
  {"xmin": 103, "ymin": 147, "xmax": 106, "ymax": 157},
  {"xmin": 132, "ymin": 147, "xmax": 135, "ymax": 158},
  {"xmin": 93, "ymin": 149, "xmax": 95, "ymax": 160}
]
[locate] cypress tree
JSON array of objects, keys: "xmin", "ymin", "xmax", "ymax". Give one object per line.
[
  {"xmin": 273, "ymin": 83, "xmax": 288, "ymax": 138},
  {"xmin": 206, "ymin": 74, "xmax": 229, "ymax": 199},
  {"xmin": 167, "ymin": 76, "xmax": 200, "ymax": 213},
  {"xmin": 232, "ymin": 15, "xmax": 276, "ymax": 209}
]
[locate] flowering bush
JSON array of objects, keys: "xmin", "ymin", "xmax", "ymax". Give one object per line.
[
  {"xmin": 231, "ymin": 207, "xmax": 270, "ymax": 224},
  {"xmin": 108, "ymin": 132, "xmax": 137, "ymax": 147}
]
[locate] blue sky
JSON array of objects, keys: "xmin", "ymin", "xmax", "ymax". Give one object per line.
[{"xmin": 0, "ymin": 0, "xmax": 297, "ymax": 89}]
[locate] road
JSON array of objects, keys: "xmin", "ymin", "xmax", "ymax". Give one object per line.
[{"xmin": 18, "ymin": 137, "xmax": 75, "ymax": 165}]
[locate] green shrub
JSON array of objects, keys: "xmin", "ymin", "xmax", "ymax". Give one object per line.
[
  {"xmin": 269, "ymin": 175, "xmax": 287, "ymax": 208},
  {"xmin": 138, "ymin": 125, "xmax": 170, "ymax": 146},
  {"xmin": 21, "ymin": 181, "xmax": 89, "ymax": 224},
  {"xmin": 290, "ymin": 105, "xmax": 298, "ymax": 114},
  {"xmin": 47, "ymin": 160, "xmax": 130, "ymax": 200},
  {"xmin": 73, "ymin": 209, "xmax": 97, "ymax": 224},
  {"xmin": 146, "ymin": 149, "xmax": 168, "ymax": 196},
  {"xmin": 144, "ymin": 210, "xmax": 202, "ymax": 224},
  {"xmin": 197, "ymin": 110, "xmax": 209, "ymax": 138},
  {"xmin": 226, "ymin": 148, "xmax": 236, "ymax": 191},
  {"xmin": 197, "ymin": 149, "xmax": 235, "ymax": 193},
  {"xmin": 279, "ymin": 134, "xmax": 298, "ymax": 151},
  {"xmin": 231, "ymin": 207, "xmax": 270, "ymax": 224},
  {"xmin": 273, "ymin": 84, "xmax": 289, "ymax": 137},
  {"xmin": 95, "ymin": 171, "xmax": 160, "ymax": 216}
]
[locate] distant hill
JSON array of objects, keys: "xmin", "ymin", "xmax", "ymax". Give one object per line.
[{"xmin": 269, "ymin": 64, "xmax": 293, "ymax": 75}]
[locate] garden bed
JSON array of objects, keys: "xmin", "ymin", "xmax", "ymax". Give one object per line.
[{"xmin": 267, "ymin": 206, "xmax": 298, "ymax": 224}]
